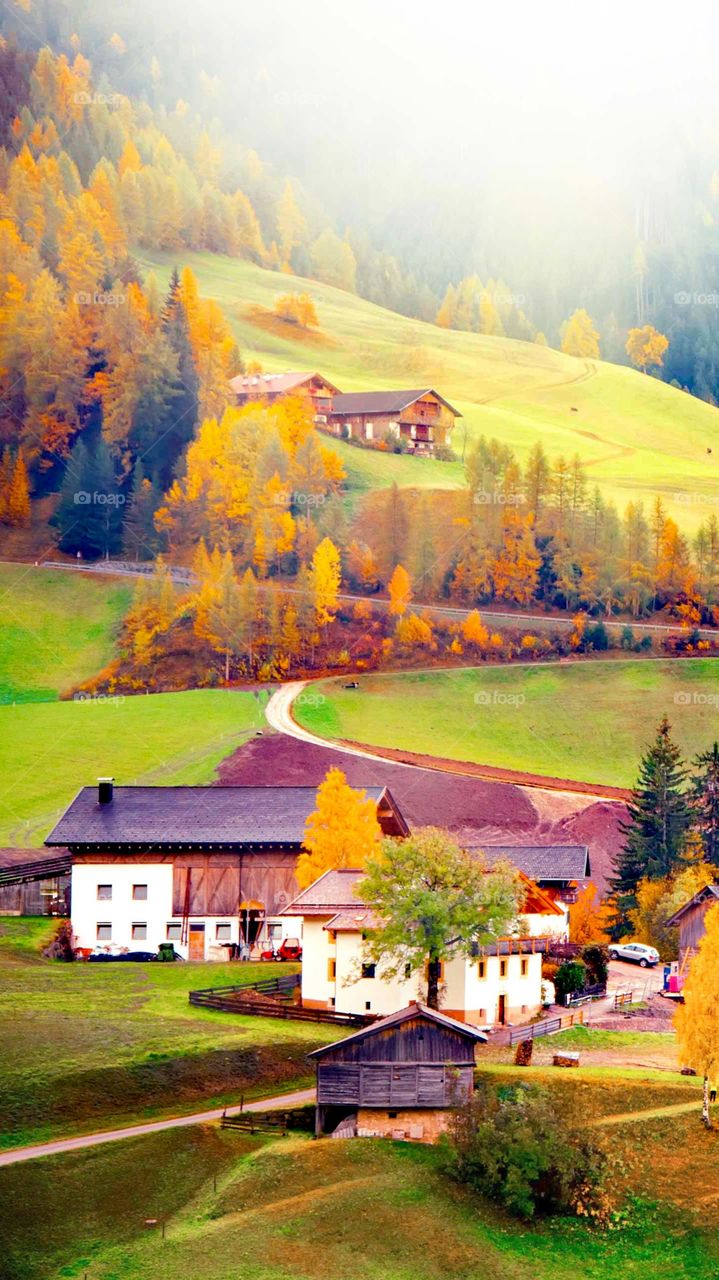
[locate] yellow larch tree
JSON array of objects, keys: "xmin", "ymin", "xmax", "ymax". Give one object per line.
[
  {"xmin": 675, "ymin": 903, "xmax": 719, "ymax": 1127},
  {"xmin": 296, "ymin": 767, "xmax": 382, "ymax": 890},
  {"xmin": 561, "ymin": 308, "xmax": 600, "ymax": 359},
  {"xmin": 625, "ymin": 324, "xmax": 669, "ymax": 373},
  {"xmin": 310, "ymin": 536, "xmax": 341, "ymax": 627},
  {"xmin": 388, "ymin": 563, "xmax": 411, "ymax": 617}
]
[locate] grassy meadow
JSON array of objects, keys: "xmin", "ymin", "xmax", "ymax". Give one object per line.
[
  {"xmin": 0, "ymin": 563, "xmax": 130, "ymax": 704},
  {"xmin": 0, "ymin": 919, "xmax": 332, "ymax": 1148},
  {"xmin": 141, "ymin": 248, "xmax": 719, "ymax": 529},
  {"xmin": 293, "ymin": 659, "xmax": 719, "ymax": 788},
  {"xmin": 0, "ymin": 687, "xmax": 269, "ymax": 846}
]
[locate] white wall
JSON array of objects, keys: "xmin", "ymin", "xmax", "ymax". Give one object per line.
[{"xmin": 71, "ymin": 863, "xmax": 300, "ymax": 959}]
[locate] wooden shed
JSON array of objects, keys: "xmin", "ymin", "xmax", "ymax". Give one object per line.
[
  {"xmin": 666, "ymin": 883, "xmax": 719, "ymax": 969},
  {"xmin": 309, "ymin": 1001, "xmax": 486, "ymax": 1142}
]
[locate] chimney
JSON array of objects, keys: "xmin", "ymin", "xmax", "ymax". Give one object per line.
[{"xmin": 98, "ymin": 777, "xmax": 114, "ymax": 805}]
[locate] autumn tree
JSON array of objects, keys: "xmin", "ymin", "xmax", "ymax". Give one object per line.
[
  {"xmin": 6, "ymin": 449, "xmax": 30, "ymax": 525},
  {"xmin": 675, "ymin": 903, "xmax": 719, "ymax": 1126},
  {"xmin": 568, "ymin": 883, "xmax": 608, "ymax": 946},
  {"xmin": 388, "ymin": 563, "xmax": 411, "ymax": 617},
  {"xmin": 625, "ymin": 325, "xmax": 669, "ymax": 374},
  {"xmin": 296, "ymin": 767, "xmax": 382, "ymax": 890},
  {"xmin": 359, "ymin": 830, "xmax": 521, "ymax": 1009},
  {"xmin": 310, "ymin": 536, "xmax": 341, "ymax": 627},
  {"xmin": 274, "ymin": 292, "xmax": 319, "ymax": 328},
  {"xmin": 561, "ymin": 309, "xmax": 600, "ymax": 359}
]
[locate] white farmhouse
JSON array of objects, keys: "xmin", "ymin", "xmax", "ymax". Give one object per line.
[{"xmin": 284, "ymin": 867, "xmax": 566, "ymax": 1027}]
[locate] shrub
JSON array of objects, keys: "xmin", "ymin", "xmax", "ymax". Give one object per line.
[
  {"xmin": 42, "ymin": 921, "xmax": 76, "ymax": 961},
  {"xmin": 447, "ymin": 1083, "xmax": 612, "ymax": 1222},
  {"xmin": 554, "ymin": 959, "xmax": 586, "ymax": 1002},
  {"xmin": 581, "ymin": 943, "xmax": 608, "ymax": 986}
]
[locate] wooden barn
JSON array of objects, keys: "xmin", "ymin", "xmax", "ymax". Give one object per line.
[
  {"xmin": 309, "ymin": 1002, "xmax": 486, "ymax": 1142},
  {"xmin": 0, "ymin": 848, "xmax": 70, "ymax": 916},
  {"xmin": 326, "ymin": 388, "xmax": 460, "ymax": 454},
  {"xmin": 666, "ymin": 884, "xmax": 719, "ymax": 969},
  {"xmin": 45, "ymin": 780, "xmax": 408, "ymax": 959},
  {"xmin": 228, "ymin": 371, "xmax": 339, "ymax": 426}
]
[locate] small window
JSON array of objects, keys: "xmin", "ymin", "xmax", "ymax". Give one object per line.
[
  {"xmin": 97, "ymin": 885, "xmax": 112, "ymax": 901},
  {"xmin": 478, "ymin": 960, "xmax": 486, "ymax": 980},
  {"xmin": 365, "ymin": 1000, "xmax": 371, "ymax": 1011},
  {"xmin": 404, "ymin": 962, "xmax": 412, "ymax": 979},
  {"xmin": 521, "ymin": 1004, "xmax": 528, "ymax": 1014},
  {"xmin": 166, "ymin": 923, "xmax": 181, "ymax": 941},
  {"xmin": 216, "ymin": 923, "xmax": 231, "ymax": 942},
  {"xmin": 361, "ymin": 962, "xmax": 376, "ymax": 979},
  {"xmin": 479, "ymin": 1008, "xmax": 487, "ymax": 1021},
  {"xmin": 521, "ymin": 958, "xmax": 528, "ymax": 977},
  {"xmin": 327, "ymin": 958, "xmax": 337, "ymax": 980},
  {"xmin": 132, "ymin": 884, "xmax": 148, "ymax": 901},
  {"xmin": 131, "ymin": 923, "xmax": 147, "ymax": 941},
  {"xmin": 329, "ymin": 997, "xmax": 336, "ymax": 1007},
  {"xmin": 97, "ymin": 922, "xmax": 112, "ymax": 941},
  {"xmin": 388, "ymin": 1111, "xmax": 398, "ymax": 1119},
  {"xmin": 268, "ymin": 923, "xmax": 282, "ymax": 942},
  {"xmin": 500, "ymin": 959, "xmax": 507, "ymax": 978}
]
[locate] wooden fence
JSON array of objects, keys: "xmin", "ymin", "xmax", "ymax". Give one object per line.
[
  {"xmin": 189, "ymin": 972, "xmax": 375, "ymax": 1028},
  {"xmin": 221, "ymin": 1106, "xmax": 314, "ymax": 1135},
  {"xmin": 508, "ymin": 1009, "xmax": 585, "ymax": 1046}
]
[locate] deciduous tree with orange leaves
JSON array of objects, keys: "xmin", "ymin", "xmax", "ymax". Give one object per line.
[{"xmin": 675, "ymin": 902, "xmax": 719, "ymax": 1127}]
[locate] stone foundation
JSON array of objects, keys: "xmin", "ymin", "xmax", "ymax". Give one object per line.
[{"xmin": 356, "ymin": 1108, "xmax": 451, "ymax": 1144}]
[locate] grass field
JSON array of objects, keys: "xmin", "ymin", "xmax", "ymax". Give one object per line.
[
  {"xmin": 0, "ymin": 687, "xmax": 269, "ymax": 846},
  {"xmin": 0, "ymin": 563, "xmax": 129, "ymax": 704},
  {"xmin": 11, "ymin": 1130, "xmax": 714, "ymax": 1280},
  {"xmin": 0, "ymin": 919, "xmax": 332, "ymax": 1148},
  {"xmin": 293, "ymin": 659, "xmax": 719, "ymax": 788},
  {"xmin": 140, "ymin": 249, "xmax": 719, "ymax": 529}
]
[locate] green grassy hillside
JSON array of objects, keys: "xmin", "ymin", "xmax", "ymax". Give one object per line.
[
  {"xmin": 293, "ymin": 659, "xmax": 719, "ymax": 788},
  {"xmin": 0, "ymin": 688, "xmax": 268, "ymax": 846},
  {"xmin": 140, "ymin": 249, "xmax": 719, "ymax": 527},
  {"xmin": 0, "ymin": 563, "xmax": 129, "ymax": 704}
]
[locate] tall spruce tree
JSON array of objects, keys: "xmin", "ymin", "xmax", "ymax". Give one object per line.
[
  {"xmin": 122, "ymin": 461, "xmax": 166, "ymax": 561},
  {"xmin": 160, "ymin": 266, "xmax": 199, "ymax": 485},
  {"xmin": 52, "ymin": 438, "xmax": 124, "ymax": 559},
  {"xmin": 611, "ymin": 717, "xmax": 691, "ymax": 935},
  {"xmin": 690, "ymin": 742, "xmax": 719, "ymax": 866}
]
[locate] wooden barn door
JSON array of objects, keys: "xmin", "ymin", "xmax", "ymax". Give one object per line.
[{"xmin": 189, "ymin": 924, "xmax": 205, "ymax": 961}]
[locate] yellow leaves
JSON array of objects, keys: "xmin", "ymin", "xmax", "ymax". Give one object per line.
[
  {"xmin": 626, "ymin": 324, "xmax": 669, "ymax": 372},
  {"xmin": 108, "ymin": 33, "xmax": 127, "ymax": 55},
  {"xmin": 462, "ymin": 609, "xmax": 489, "ymax": 649},
  {"xmin": 296, "ymin": 767, "xmax": 382, "ymax": 890},
  {"xmin": 569, "ymin": 882, "xmax": 609, "ymax": 945},
  {"xmin": 675, "ymin": 902, "xmax": 719, "ymax": 1084},
  {"xmin": 273, "ymin": 292, "xmax": 319, "ymax": 328},
  {"xmin": 310, "ymin": 536, "xmax": 341, "ymax": 627},
  {"xmin": 388, "ymin": 563, "xmax": 411, "ymax": 617},
  {"xmin": 561, "ymin": 308, "xmax": 600, "ymax": 359},
  {"xmin": 395, "ymin": 612, "xmax": 434, "ymax": 648}
]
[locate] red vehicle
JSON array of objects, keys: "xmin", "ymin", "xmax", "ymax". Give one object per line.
[{"xmin": 260, "ymin": 937, "xmax": 302, "ymax": 962}]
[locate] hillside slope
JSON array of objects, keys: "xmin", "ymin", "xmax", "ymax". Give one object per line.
[{"xmin": 141, "ymin": 250, "xmax": 719, "ymax": 526}]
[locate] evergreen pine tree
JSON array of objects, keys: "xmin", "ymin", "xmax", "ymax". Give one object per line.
[
  {"xmin": 690, "ymin": 742, "xmax": 719, "ymax": 866},
  {"xmin": 611, "ymin": 717, "xmax": 692, "ymax": 934},
  {"xmin": 160, "ymin": 266, "xmax": 199, "ymax": 485},
  {"xmin": 122, "ymin": 461, "xmax": 165, "ymax": 561},
  {"xmin": 52, "ymin": 438, "xmax": 124, "ymax": 559}
]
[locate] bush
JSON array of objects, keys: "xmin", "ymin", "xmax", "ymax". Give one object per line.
[
  {"xmin": 447, "ymin": 1083, "xmax": 612, "ymax": 1222},
  {"xmin": 581, "ymin": 943, "xmax": 608, "ymax": 986},
  {"xmin": 554, "ymin": 959, "xmax": 586, "ymax": 1002},
  {"xmin": 42, "ymin": 921, "xmax": 75, "ymax": 961}
]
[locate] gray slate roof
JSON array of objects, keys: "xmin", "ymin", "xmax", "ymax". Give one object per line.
[
  {"xmin": 284, "ymin": 868, "xmax": 364, "ymax": 915},
  {"xmin": 471, "ymin": 844, "xmax": 591, "ymax": 882},
  {"xmin": 309, "ymin": 1001, "xmax": 487, "ymax": 1057},
  {"xmin": 45, "ymin": 786, "xmax": 390, "ymax": 850},
  {"xmin": 329, "ymin": 388, "xmax": 461, "ymax": 417}
]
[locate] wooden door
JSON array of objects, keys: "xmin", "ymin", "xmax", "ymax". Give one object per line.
[
  {"xmin": 498, "ymin": 994, "xmax": 507, "ymax": 1025},
  {"xmin": 189, "ymin": 924, "xmax": 205, "ymax": 961}
]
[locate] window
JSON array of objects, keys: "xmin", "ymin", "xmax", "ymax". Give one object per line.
[
  {"xmin": 500, "ymin": 959, "xmax": 507, "ymax": 978},
  {"xmin": 97, "ymin": 885, "xmax": 112, "ymax": 900},
  {"xmin": 521, "ymin": 1004, "xmax": 528, "ymax": 1015},
  {"xmin": 521, "ymin": 958, "xmax": 528, "ymax": 977},
  {"xmin": 477, "ymin": 960, "xmax": 486, "ymax": 980},
  {"xmin": 328, "ymin": 959, "xmax": 337, "ymax": 980},
  {"xmin": 166, "ymin": 923, "xmax": 182, "ymax": 941},
  {"xmin": 216, "ymin": 923, "xmax": 231, "ymax": 941},
  {"xmin": 365, "ymin": 1000, "xmax": 372, "ymax": 1011},
  {"xmin": 479, "ymin": 1008, "xmax": 487, "ymax": 1021},
  {"xmin": 132, "ymin": 923, "xmax": 147, "ymax": 941},
  {"xmin": 404, "ymin": 962, "xmax": 412, "ymax": 979},
  {"xmin": 132, "ymin": 884, "xmax": 148, "ymax": 901},
  {"xmin": 329, "ymin": 997, "xmax": 336, "ymax": 1007},
  {"xmin": 268, "ymin": 923, "xmax": 282, "ymax": 942},
  {"xmin": 97, "ymin": 923, "xmax": 112, "ymax": 941},
  {"xmin": 361, "ymin": 962, "xmax": 376, "ymax": 979},
  {"xmin": 388, "ymin": 1111, "xmax": 398, "ymax": 1119}
]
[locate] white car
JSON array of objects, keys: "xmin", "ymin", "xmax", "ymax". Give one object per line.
[{"xmin": 608, "ymin": 942, "xmax": 660, "ymax": 968}]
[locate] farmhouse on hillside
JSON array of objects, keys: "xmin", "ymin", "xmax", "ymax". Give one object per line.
[
  {"xmin": 474, "ymin": 844, "xmax": 590, "ymax": 909},
  {"xmin": 666, "ymin": 884, "xmax": 719, "ymax": 969},
  {"xmin": 310, "ymin": 1001, "xmax": 486, "ymax": 1141},
  {"xmin": 227, "ymin": 368, "xmax": 461, "ymax": 454},
  {"xmin": 45, "ymin": 780, "xmax": 408, "ymax": 959},
  {"xmin": 284, "ymin": 867, "xmax": 565, "ymax": 1024}
]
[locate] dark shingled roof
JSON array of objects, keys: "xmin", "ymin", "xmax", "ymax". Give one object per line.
[
  {"xmin": 309, "ymin": 1001, "xmax": 487, "ymax": 1057},
  {"xmin": 471, "ymin": 844, "xmax": 591, "ymax": 882},
  {"xmin": 284, "ymin": 868, "xmax": 364, "ymax": 915},
  {"xmin": 329, "ymin": 388, "xmax": 461, "ymax": 417},
  {"xmin": 45, "ymin": 786, "xmax": 400, "ymax": 850}
]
